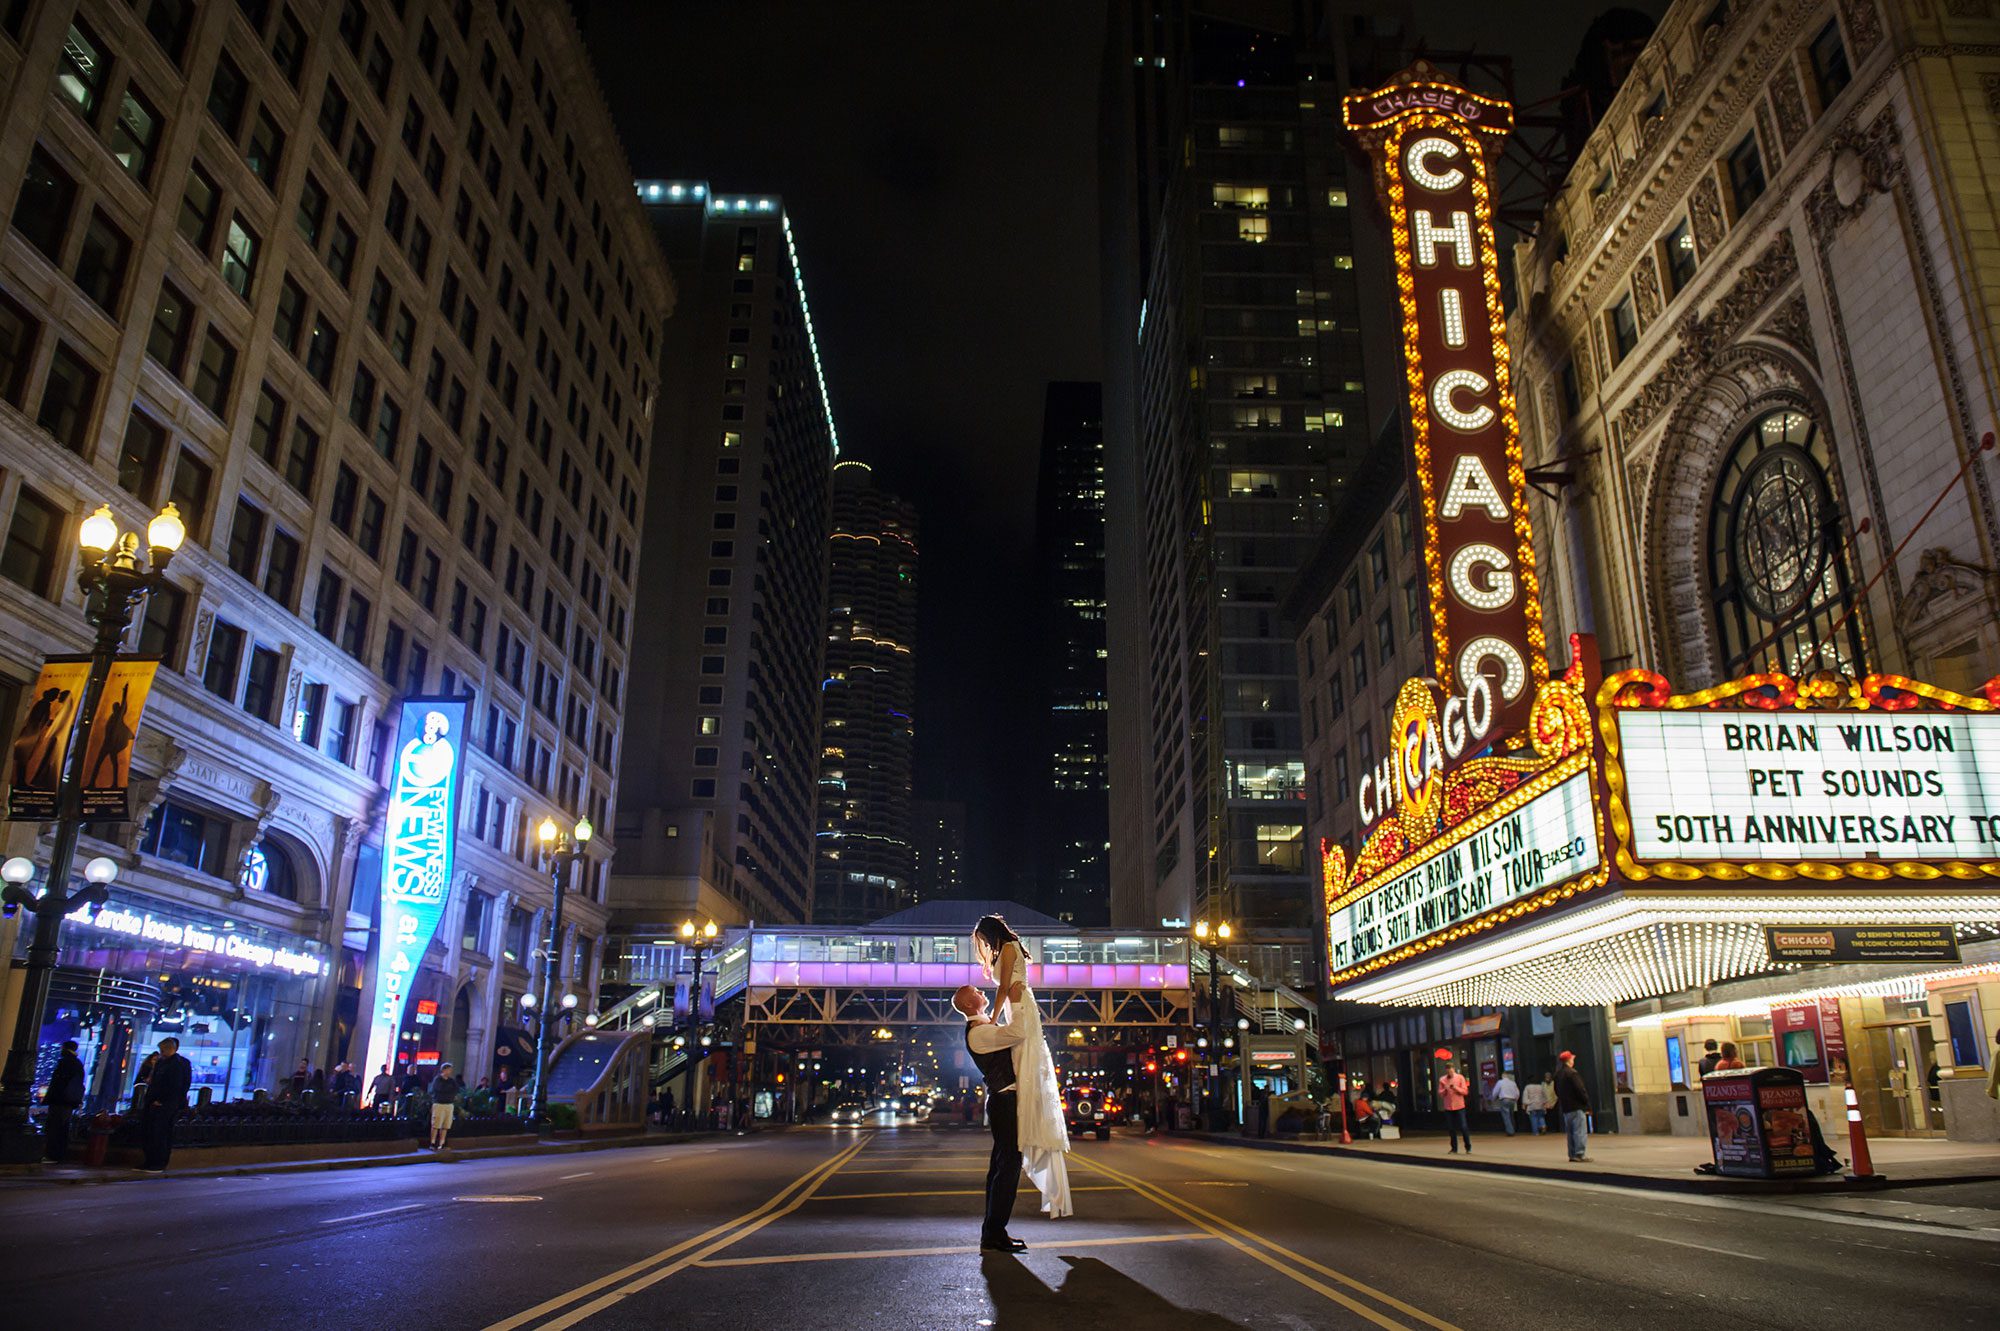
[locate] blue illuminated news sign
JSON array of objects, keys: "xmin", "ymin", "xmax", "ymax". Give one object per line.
[{"xmin": 361, "ymin": 698, "xmax": 466, "ymax": 1090}]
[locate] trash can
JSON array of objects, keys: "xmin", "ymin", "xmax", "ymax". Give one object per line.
[{"xmin": 1702, "ymin": 1066, "xmax": 1817, "ymax": 1178}]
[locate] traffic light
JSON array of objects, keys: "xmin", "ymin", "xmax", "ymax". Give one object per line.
[
  {"xmin": 1144, "ymin": 1060, "xmax": 1158, "ymax": 1074},
  {"xmin": 1174, "ymin": 1049, "xmax": 1189, "ymax": 1063}
]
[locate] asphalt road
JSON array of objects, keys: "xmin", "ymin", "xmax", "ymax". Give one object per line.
[{"xmin": 2, "ymin": 1127, "xmax": 1996, "ymax": 1330}]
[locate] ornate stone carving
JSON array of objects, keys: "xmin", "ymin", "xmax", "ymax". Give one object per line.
[
  {"xmin": 1982, "ymin": 72, "xmax": 2000, "ymax": 123},
  {"xmin": 1754, "ymin": 100, "xmax": 1783, "ymax": 170},
  {"xmin": 1806, "ymin": 108, "xmax": 1904, "ymax": 240},
  {"xmin": 1945, "ymin": 0, "xmax": 1989, "ymax": 17},
  {"xmin": 283, "ymin": 669, "xmax": 303, "ymax": 731},
  {"xmin": 1632, "ymin": 253, "xmax": 1664, "ymax": 327},
  {"xmin": 1572, "ymin": 330, "xmax": 1596, "ymax": 402},
  {"xmin": 189, "ymin": 608, "xmax": 215, "ymax": 678},
  {"xmin": 1900, "ymin": 548, "xmax": 1995, "ymax": 628},
  {"xmin": 1762, "ymin": 293, "xmax": 1819, "ymax": 368},
  {"xmin": 1617, "ymin": 231, "xmax": 1800, "ymax": 440},
  {"xmin": 1840, "ymin": 0, "xmax": 1882, "ymax": 50},
  {"xmin": 1768, "ymin": 72, "xmax": 1808, "ymax": 153},
  {"xmin": 1689, "ymin": 175, "xmax": 1725, "ymax": 258}
]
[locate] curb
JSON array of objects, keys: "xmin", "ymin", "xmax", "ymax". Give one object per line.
[
  {"xmin": 1173, "ymin": 1132, "xmax": 2000, "ymax": 1196},
  {"xmin": 0, "ymin": 1131, "xmax": 716, "ymax": 1188}
]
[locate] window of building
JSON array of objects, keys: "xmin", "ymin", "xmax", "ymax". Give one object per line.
[
  {"xmin": 36, "ymin": 342, "xmax": 99, "ymax": 452},
  {"xmin": 0, "ymin": 292, "xmax": 32, "ymax": 406},
  {"xmin": 207, "ymin": 54, "xmax": 248, "ymax": 135},
  {"xmin": 138, "ymin": 582, "xmax": 185, "ymax": 662},
  {"xmin": 73, "ymin": 210, "xmax": 130, "ymax": 312},
  {"xmin": 192, "ymin": 329, "xmax": 236, "ymax": 416},
  {"xmin": 324, "ymin": 698, "xmax": 357, "ymax": 763},
  {"xmin": 242, "ymin": 644, "xmax": 282, "ymax": 722},
  {"xmin": 222, "ymin": 217, "xmax": 258, "ymax": 297},
  {"xmin": 13, "ymin": 147, "xmax": 77, "ymax": 263},
  {"xmin": 1725, "ymin": 135, "xmax": 1765, "ymax": 217},
  {"xmin": 118, "ymin": 410, "xmax": 168, "ymax": 500},
  {"xmin": 227, "ymin": 500, "xmax": 265, "ymax": 578},
  {"xmin": 1255, "ymin": 823, "xmax": 1304, "ymax": 872},
  {"xmin": 169, "ymin": 449, "xmax": 212, "ymax": 531},
  {"xmin": 326, "ymin": 218, "xmax": 357, "ymax": 285},
  {"xmin": 140, "ymin": 0, "xmax": 193, "ymax": 63},
  {"xmin": 110, "ymin": 85, "xmax": 164, "ymax": 184},
  {"xmin": 340, "ymin": 590, "xmax": 371, "ymax": 657},
  {"xmin": 55, "ymin": 20, "xmax": 110, "ymax": 120},
  {"xmin": 1350, "ymin": 643, "xmax": 1368, "ymax": 691},
  {"xmin": 1808, "ymin": 20, "xmax": 1851, "ymax": 109},
  {"xmin": 271, "ymin": 9, "xmax": 308, "ymax": 84},
  {"xmin": 305, "ymin": 314, "xmax": 338, "ymax": 385},
  {"xmin": 264, "ymin": 528, "xmax": 300, "ymax": 607},
  {"xmin": 1609, "ymin": 294, "xmax": 1639, "ymax": 363},
  {"xmin": 283, "ymin": 420, "xmax": 319, "ymax": 497},
  {"xmin": 1663, "ymin": 218, "xmax": 1697, "ymax": 297},
  {"xmin": 201, "ymin": 619, "xmax": 245, "ymax": 698},
  {"xmin": 140, "ymin": 799, "xmax": 231, "ymax": 876},
  {"xmin": 147, "ymin": 282, "xmax": 191, "ymax": 370},
  {"xmin": 1707, "ymin": 409, "xmax": 1866, "ymax": 676},
  {"xmin": 0, "ymin": 486, "xmax": 65, "ymax": 597},
  {"xmin": 295, "ymin": 173, "xmax": 327, "ymax": 247},
  {"xmin": 1376, "ymin": 610, "xmax": 1395, "ymax": 664},
  {"xmin": 246, "ymin": 111, "xmax": 285, "ymax": 189}
]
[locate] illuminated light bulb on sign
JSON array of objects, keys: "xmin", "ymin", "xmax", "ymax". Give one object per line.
[
  {"xmin": 1439, "ymin": 288, "xmax": 1467, "ymax": 348},
  {"xmin": 1404, "ymin": 136, "xmax": 1465, "ymax": 190},
  {"xmin": 1448, "ymin": 543, "xmax": 1517, "ymax": 611},
  {"xmin": 1457, "ymin": 636, "xmax": 1528, "ymax": 703},
  {"xmin": 1430, "ymin": 369, "xmax": 1494, "ymax": 433}
]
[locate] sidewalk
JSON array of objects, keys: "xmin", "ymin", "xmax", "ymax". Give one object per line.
[
  {"xmin": 0, "ymin": 1128, "xmax": 719, "ymax": 1188},
  {"xmin": 1178, "ymin": 1126, "xmax": 2000, "ymax": 1194}
]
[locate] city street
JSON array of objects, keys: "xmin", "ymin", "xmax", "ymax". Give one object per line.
[{"xmin": 3, "ymin": 1128, "xmax": 1996, "ymax": 1330}]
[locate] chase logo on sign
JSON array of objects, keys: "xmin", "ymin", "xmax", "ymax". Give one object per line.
[{"xmin": 362, "ymin": 699, "xmax": 466, "ymax": 1092}]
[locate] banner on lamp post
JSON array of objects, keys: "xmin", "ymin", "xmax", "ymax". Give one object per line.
[
  {"xmin": 360, "ymin": 698, "xmax": 467, "ymax": 1096},
  {"xmin": 7, "ymin": 657, "xmax": 157, "ymax": 821}
]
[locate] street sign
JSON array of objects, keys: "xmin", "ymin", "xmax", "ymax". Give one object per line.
[{"xmin": 1764, "ymin": 925, "xmax": 1961, "ymax": 964}]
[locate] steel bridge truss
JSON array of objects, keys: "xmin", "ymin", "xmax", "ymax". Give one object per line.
[{"xmin": 743, "ymin": 985, "xmax": 1192, "ymax": 1031}]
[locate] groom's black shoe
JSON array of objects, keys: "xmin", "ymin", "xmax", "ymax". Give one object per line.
[{"xmin": 980, "ymin": 1235, "xmax": 1027, "ymax": 1253}]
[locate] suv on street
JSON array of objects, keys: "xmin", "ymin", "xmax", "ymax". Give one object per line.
[{"xmin": 1065, "ymin": 1086, "xmax": 1111, "ymax": 1140}]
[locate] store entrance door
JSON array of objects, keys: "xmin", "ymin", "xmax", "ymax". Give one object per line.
[{"xmin": 1863, "ymin": 1021, "xmax": 1946, "ymax": 1136}]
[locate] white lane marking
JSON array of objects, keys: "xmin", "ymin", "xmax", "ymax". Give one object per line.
[
  {"xmin": 559, "ymin": 1172, "xmax": 595, "ymax": 1180},
  {"xmin": 1642, "ymin": 1234, "xmax": 1767, "ymax": 1261},
  {"xmin": 317, "ymin": 1203, "xmax": 423, "ymax": 1225},
  {"xmin": 1267, "ymin": 1164, "xmax": 1299, "ymax": 1173}
]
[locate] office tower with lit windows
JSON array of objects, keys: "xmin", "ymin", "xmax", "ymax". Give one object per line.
[
  {"xmin": 1036, "ymin": 381, "xmax": 1108, "ymax": 925},
  {"xmin": 812, "ymin": 458, "xmax": 918, "ymax": 926},
  {"xmin": 0, "ymin": 0, "xmax": 671, "ymax": 1100},
  {"xmin": 1101, "ymin": 2, "xmax": 1381, "ymax": 984},
  {"xmin": 909, "ymin": 799, "xmax": 966, "ymax": 907},
  {"xmin": 613, "ymin": 182, "xmax": 836, "ymax": 933}
]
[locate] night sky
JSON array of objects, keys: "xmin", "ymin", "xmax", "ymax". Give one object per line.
[{"xmin": 583, "ymin": 1, "xmax": 1665, "ymax": 900}]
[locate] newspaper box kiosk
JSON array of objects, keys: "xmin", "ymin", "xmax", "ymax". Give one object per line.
[{"xmin": 1702, "ymin": 1066, "xmax": 1816, "ymax": 1179}]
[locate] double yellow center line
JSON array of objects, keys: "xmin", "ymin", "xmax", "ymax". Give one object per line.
[
  {"xmin": 479, "ymin": 1134, "xmax": 874, "ymax": 1331},
  {"xmin": 1074, "ymin": 1153, "xmax": 1463, "ymax": 1331}
]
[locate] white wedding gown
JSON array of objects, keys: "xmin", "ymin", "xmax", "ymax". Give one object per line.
[{"xmin": 1005, "ymin": 984, "xmax": 1073, "ymax": 1218}]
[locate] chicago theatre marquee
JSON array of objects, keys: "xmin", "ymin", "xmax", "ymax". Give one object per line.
[{"xmin": 1321, "ymin": 62, "xmax": 2000, "ymax": 1140}]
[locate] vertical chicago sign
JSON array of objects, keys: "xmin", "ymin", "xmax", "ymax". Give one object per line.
[
  {"xmin": 1345, "ymin": 68, "xmax": 1547, "ymax": 742},
  {"xmin": 361, "ymin": 698, "xmax": 467, "ymax": 1090}
]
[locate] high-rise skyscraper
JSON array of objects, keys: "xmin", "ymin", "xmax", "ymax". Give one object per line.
[
  {"xmin": 0, "ymin": 0, "xmax": 670, "ymax": 1097},
  {"xmin": 909, "ymin": 799, "xmax": 967, "ymax": 906},
  {"xmin": 612, "ymin": 183, "xmax": 836, "ymax": 932},
  {"xmin": 812, "ymin": 458, "xmax": 918, "ymax": 925},
  {"xmin": 1036, "ymin": 382, "xmax": 1108, "ymax": 925},
  {"xmin": 1101, "ymin": 2, "xmax": 1385, "ymax": 985}
]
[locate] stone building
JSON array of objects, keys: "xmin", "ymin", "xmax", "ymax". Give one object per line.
[{"xmin": 0, "ymin": 0, "xmax": 670, "ymax": 1105}]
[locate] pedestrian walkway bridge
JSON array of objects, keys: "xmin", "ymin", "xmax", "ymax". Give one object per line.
[{"xmin": 593, "ymin": 925, "xmax": 1318, "ymax": 1054}]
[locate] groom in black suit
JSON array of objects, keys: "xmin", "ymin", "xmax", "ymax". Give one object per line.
[{"xmin": 955, "ymin": 984, "xmax": 1028, "ymax": 1253}]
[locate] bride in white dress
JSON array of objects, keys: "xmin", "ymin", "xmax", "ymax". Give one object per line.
[{"xmin": 973, "ymin": 913, "xmax": 1073, "ymax": 1219}]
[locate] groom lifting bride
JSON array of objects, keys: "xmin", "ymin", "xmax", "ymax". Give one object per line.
[{"xmin": 956, "ymin": 914, "xmax": 1073, "ymax": 1254}]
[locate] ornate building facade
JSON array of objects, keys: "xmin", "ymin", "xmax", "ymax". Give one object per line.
[{"xmin": 1512, "ymin": 0, "xmax": 2000, "ymax": 696}]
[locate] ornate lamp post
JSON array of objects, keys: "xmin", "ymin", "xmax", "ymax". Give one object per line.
[
  {"xmin": 527, "ymin": 814, "xmax": 590, "ymax": 1125},
  {"xmin": 680, "ymin": 916, "xmax": 718, "ymax": 1119},
  {"xmin": 0, "ymin": 503, "xmax": 182, "ymax": 1160}
]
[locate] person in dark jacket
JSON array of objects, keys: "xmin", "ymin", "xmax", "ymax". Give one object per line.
[
  {"xmin": 44, "ymin": 1040, "xmax": 87, "ymax": 1162},
  {"xmin": 330, "ymin": 1062, "xmax": 360, "ymax": 1106},
  {"xmin": 1695, "ymin": 1038, "xmax": 1721, "ymax": 1081},
  {"xmin": 1554, "ymin": 1050, "xmax": 1592, "ymax": 1163},
  {"xmin": 141, "ymin": 1037, "xmax": 193, "ymax": 1172},
  {"xmin": 429, "ymin": 1063, "xmax": 464, "ymax": 1149},
  {"xmin": 131, "ymin": 1050, "xmax": 158, "ymax": 1110}
]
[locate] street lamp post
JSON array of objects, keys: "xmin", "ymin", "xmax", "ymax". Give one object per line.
[
  {"xmin": 679, "ymin": 916, "xmax": 718, "ymax": 1123},
  {"xmin": 528, "ymin": 814, "xmax": 591, "ymax": 1125},
  {"xmin": 0, "ymin": 503, "xmax": 182, "ymax": 1161},
  {"xmin": 1192, "ymin": 918, "xmax": 1233, "ymax": 1132}
]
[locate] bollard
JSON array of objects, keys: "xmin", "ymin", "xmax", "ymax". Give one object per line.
[
  {"xmin": 1843, "ymin": 1082, "xmax": 1875, "ymax": 1179},
  {"xmin": 1337, "ymin": 1072, "xmax": 1352, "ymax": 1145}
]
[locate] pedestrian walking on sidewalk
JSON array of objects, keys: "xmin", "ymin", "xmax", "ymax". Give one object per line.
[
  {"xmin": 1714, "ymin": 1042, "xmax": 1746, "ymax": 1072},
  {"xmin": 429, "ymin": 1063, "xmax": 464, "ymax": 1150},
  {"xmin": 1554, "ymin": 1051, "xmax": 1591, "ymax": 1162},
  {"xmin": 44, "ymin": 1039, "xmax": 86, "ymax": 1162},
  {"xmin": 131, "ymin": 1050, "xmax": 158, "ymax": 1111},
  {"xmin": 1437, "ymin": 1054, "xmax": 1472, "ymax": 1154},
  {"xmin": 1491, "ymin": 1070, "xmax": 1520, "ymax": 1136},
  {"xmin": 1696, "ymin": 1038, "xmax": 1721, "ymax": 1080},
  {"xmin": 368, "ymin": 1064, "xmax": 396, "ymax": 1112},
  {"xmin": 1521, "ymin": 1075, "xmax": 1552, "ymax": 1135},
  {"xmin": 140, "ymin": 1037, "xmax": 192, "ymax": 1172}
]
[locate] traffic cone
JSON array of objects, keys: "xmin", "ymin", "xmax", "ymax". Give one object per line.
[{"xmin": 1843, "ymin": 1082, "xmax": 1876, "ymax": 1180}]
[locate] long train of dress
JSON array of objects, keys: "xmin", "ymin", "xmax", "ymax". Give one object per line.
[{"xmin": 1006, "ymin": 985, "xmax": 1073, "ymax": 1218}]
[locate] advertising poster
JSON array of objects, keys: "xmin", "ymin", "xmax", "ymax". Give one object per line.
[
  {"xmin": 1773, "ymin": 1002, "xmax": 1828, "ymax": 1083},
  {"xmin": 360, "ymin": 698, "xmax": 467, "ymax": 1096},
  {"xmin": 7, "ymin": 659, "xmax": 89, "ymax": 821},
  {"xmin": 78, "ymin": 660, "xmax": 157, "ymax": 819},
  {"xmin": 1758, "ymin": 1081, "xmax": 1818, "ymax": 1176},
  {"xmin": 1703, "ymin": 1074, "xmax": 1767, "ymax": 1177}
]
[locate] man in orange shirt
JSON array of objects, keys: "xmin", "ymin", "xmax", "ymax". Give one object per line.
[{"xmin": 1437, "ymin": 1053, "xmax": 1472, "ymax": 1154}]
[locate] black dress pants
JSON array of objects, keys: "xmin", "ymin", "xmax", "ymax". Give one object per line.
[
  {"xmin": 983, "ymin": 1090, "xmax": 1022, "ymax": 1241},
  {"xmin": 142, "ymin": 1102, "xmax": 180, "ymax": 1169},
  {"xmin": 44, "ymin": 1106, "xmax": 74, "ymax": 1161}
]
